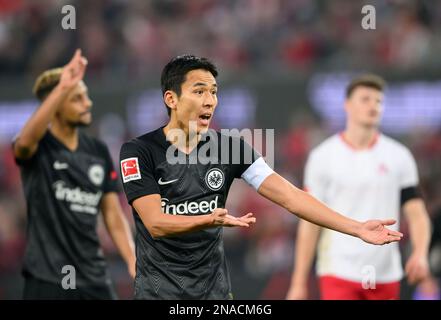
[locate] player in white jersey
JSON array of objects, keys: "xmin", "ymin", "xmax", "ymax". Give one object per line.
[{"xmin": 286, "ymin": 74, "xmax": 432, "ymax": 300}]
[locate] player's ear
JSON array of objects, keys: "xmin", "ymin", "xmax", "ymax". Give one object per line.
[{"xmin": 164, "ymin": 90, "xmax": 178, "ymax": 112}]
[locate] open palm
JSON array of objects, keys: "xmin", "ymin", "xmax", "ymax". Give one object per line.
[
  {"xmin": 212, "ymin": 209, "xmax": 256, "ymax": 228},
  {"xmin": 359, "ymin": 219, "xmax": 403, "ymax": 245}
]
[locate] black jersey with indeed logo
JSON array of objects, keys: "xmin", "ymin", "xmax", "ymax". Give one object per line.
[
  {"xmin": 15, "ymin": 131, "xmax": 119, "ymax": 288},
  {"xmin": 119, "ymin": 127, "xmax": 259, "ymax": 299}
]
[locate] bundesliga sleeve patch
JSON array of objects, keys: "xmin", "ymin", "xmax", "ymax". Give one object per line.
[{"xmin": 120, "ymin": 157, "xmax": 141, "ymax": 183}]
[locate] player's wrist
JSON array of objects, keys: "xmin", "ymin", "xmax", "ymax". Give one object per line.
[
  {"xmin": 411, "ymin": 249, "xmax": 429, "ymax": 259},
  {"xmin": 292, "ymin": 279, "xmax": 308, "ymax": 287},
  {"xmin": 126, "ymin": 254, "xmax": 136, "ymax": 267},
  {"xmin": 206, "ymin": 213, "xmax": 216, "ymax": 226},
  {"xmin": 292, "ymin": 274, "xmax": 308, "ymax": 286},
  {"xmin": 52, "ymin": 83, "xmax": 73, "ymax": 97},
  {"xmin": 56, "ymin": 71, "xmax": 82, "ymax": 91},
  {"xmin": 352, "ymin": 220, "xmax": 363, "ymax": 239}
]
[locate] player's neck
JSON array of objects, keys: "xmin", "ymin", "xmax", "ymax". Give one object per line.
[
  {"xmin": 342, "ymin": 125, "xmax": 379, "ymax": 150},
  {"xmin": 50, "ymin": 122, "xmax": 79, "ymax": 151},
  {"xmin": 163, "ymin": 121, "xmax": 201, "ymax": 154}
]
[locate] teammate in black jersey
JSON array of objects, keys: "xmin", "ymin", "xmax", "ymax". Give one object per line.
[
  {"xmin": 13, "ymin": 49, "xmax": 136, "ymax": 299},
  {"xmin": 119, "ymin": 55, "xmax": 404, "ymax": 299}
]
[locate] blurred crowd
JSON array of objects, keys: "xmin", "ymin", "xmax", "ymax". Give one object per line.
[{"xmin": 1, "ymin": 0, "xmax": 441, "ymax": 80}]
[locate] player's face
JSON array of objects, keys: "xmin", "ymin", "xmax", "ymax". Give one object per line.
[
  {"xmin": 58, "ymin": 81, "xmax": 93, "ymax": 127},
  {"xmin": 175, "ymin": 69, "xmax": 218, "ymax": 134},
  {"xmin": 345, "ymin": 86, "xmax": 383, "ymax": 128}
]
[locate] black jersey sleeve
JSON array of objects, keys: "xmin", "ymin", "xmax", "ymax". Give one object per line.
[
  {"xmin": 230, "ymin": 136, "xmax": 261, "ymax": 178},
  {"xmin": 101, "ymin": 144, "xmax": 120, "ymax": 194},
  {"xmin": 400, "ymin": 186, "xmax": 422, "ymax": 206},
  {"xmin": 11, "ymin": 133, "xmax": 45, "ymax": 167},
  {"xmin": 119, "ymin": 140, "xmax": 160, "ymax": 205}
]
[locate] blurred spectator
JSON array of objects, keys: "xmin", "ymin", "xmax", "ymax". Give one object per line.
[{"xmin": 1, "ymin": 0, "xmax": 441, "ymax": 79}]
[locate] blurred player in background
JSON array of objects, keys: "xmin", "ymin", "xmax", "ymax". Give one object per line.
[
  {"xmin": 286, "ymin": 74, "xmax": 432, "ymax": 300},
  {"xmin": 119, "ymin": 56, "xmax": 403, "ymax": 299},
  {"xmin": 13, "ymin": 49, "xmax": 136, "ymax": 299}
]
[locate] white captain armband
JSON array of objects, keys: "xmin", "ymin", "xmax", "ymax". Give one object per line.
[{"xmin": 241, "ymin": 157, "xmax": 274, "ymax": 190}]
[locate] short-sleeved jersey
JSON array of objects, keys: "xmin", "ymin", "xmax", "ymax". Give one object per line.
[
  {"xmin": 304, "ymin": 133, "xmax": 419, "ymax": 283},
  {"xmin": 119, "ymin": 127, "xmax": 260, "ymax": 299},
  {"xmin": 15, "ymin": 131, "xmax": 118, "ymax": 288}
]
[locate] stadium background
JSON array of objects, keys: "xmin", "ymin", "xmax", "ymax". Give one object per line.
[{"xmin": 1, "ymin": 0, "xmax": 441, "ymax": 299}]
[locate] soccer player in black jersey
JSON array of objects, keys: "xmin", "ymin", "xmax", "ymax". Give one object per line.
[
  {"xmin": 13, "ymin": 49, "xmax": 136, "ymax": 299},
  {"xmin": 119, "ymin": 55, "xmax": 404, "ymax": 300}
]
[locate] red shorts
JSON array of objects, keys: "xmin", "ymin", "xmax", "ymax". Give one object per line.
[{"xmin": 319, "ymin": 275, "xmax": 400, "ymax": 300}]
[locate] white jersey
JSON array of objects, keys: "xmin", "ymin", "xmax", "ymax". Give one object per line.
[{"xmin": 305, "ymin": 133, "xmax": 419, "ymax": 283}]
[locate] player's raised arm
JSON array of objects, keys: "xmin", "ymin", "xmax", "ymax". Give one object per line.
[
  {"xmin": 257, "ymin": 172, "xmax": 403, "ymax": 245},
  {"xmin": 132, "ymin": 194, "xmax": 255, "ymax": 238},
  {"xmin": 13, "ymin": 49, "xmax": 87, "ymax": 160}
]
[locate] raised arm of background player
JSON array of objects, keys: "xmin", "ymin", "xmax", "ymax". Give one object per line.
[
  {"xmin": 12, "ymin": 49, "xmax": 137, "ymax": 279},
  {"xmin": 13, "ymin": 49, "xmax": 87, "ymax": 160}
]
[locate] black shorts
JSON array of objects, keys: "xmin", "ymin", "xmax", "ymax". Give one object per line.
[{"xmin": 23, "ymin": 275, "xmax": 118, "ymax": 300}]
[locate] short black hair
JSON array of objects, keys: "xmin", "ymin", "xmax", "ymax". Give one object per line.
[
  {"xmin": 161, "ymin": 54, "xmax": 218, "ymax": 116},
  {"xmin": 346, "ymin": 74, "xmax": 386, "ymax": 98}
]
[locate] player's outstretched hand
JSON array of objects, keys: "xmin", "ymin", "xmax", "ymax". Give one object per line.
[
  {"xmin": 359, "ymin": 219, "xmax": 403, "ymax": 245},
  {"xmin": 59, "ymin": 49, "xmax": 88, "ymax": 90},
  {"xmin": 211, "ymin": 209, "xmax": 256, "ymax": 228}
]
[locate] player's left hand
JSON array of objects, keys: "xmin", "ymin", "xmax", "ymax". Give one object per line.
[
  {"xmin": 211, "ymin": 209, "xmax": 256, "ymax": 228},
  {"xmin": 405, "ymin": 252, "xmax": 430, "ymax": 285},
  {"xmin": 236, "ymin": 213, "xmax": 257, "ymax": 226},
  {"xmin": 222, "ymin": 212, "xmax": 256, "ymax": 227},
  {"xmin": 359, "ymin": 219, "xmax": 403, "ymax": 245}
]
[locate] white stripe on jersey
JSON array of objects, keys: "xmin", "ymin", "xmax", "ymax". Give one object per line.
[{"xmin": 241, "ymin": 157, "xmax": 274, "ymax": 190}]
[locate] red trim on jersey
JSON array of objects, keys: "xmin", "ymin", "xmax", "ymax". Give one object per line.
[
  {"xmin": 319, "ymin": 276, "xmax": 400, "ymax": 300},
  {"xmin": 339, "ymin": 132, "xmax": 379, "ymax": 151}
]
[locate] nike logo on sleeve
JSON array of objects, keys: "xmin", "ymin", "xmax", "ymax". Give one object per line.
[{"xmin": 158, "ymin": 178, "xmax": 179, "ymax": 185}]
